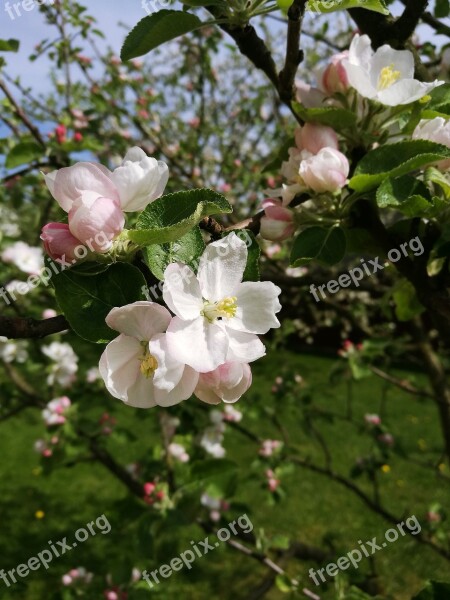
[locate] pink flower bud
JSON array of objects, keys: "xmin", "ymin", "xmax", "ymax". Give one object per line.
[
  {"xmin": 73, "ymin": 132, "xmax": 83, "ymax": 143},
  {"xmin": 299, "ymin": 147, "xmax": 349, "ymax": 193},
  {"xmin": 62, "ymin": 574, "xmax": 72, "ymax": 586},
  {"xmin": 260, "ymin": 198, "xmax": 295, "ymax": 242},
  {"xmin": 295, "ymin": 123, "xmax": 339, "ymax": 154},
  {"xmin": 40, "ymin": 223, "xmax": 80, "ymax": 263},
  {"xmin": 143, "ymin": 482, "xmax": 155, "ymax": 496},
  {"xmin": 364, "ymin": 413, "xmax": 381, "ymax": 426},
  {"xmin": 68, "ymin": 192, "xmax": 125, "ymax": 252},
  {"xmin": 42, "ymin": 309, "xmax": 57, "ymax": 319},
  {"xmin": 194, "ymin": 363, "xmax": 252, "ymax": 405},
  {"xmin": 320, "ymin": 52, "xmax": 349, "ymax": 94}
]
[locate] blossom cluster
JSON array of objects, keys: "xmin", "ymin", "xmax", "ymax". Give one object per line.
[
  {"xmin": 40, "ymin": 147, "xmax": 168, "ymax": 263},
  {"xmin": 260, "ymin": 34, "xmax": 447, "ymax": 243},
  {"xmin": 99, "ymin": 233, "xmax": 282, "ymax": 408}
]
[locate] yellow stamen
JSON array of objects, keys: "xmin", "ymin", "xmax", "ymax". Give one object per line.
[
  {"xmin": 202, "ymin": 296, "xmax": 238, "ymax": 322},
  {"xmin": 378, "ymin": 65, "xmax": 401, "ymax": 91},
  {"xmin": 139, "ymin": 345, "xmax": 158, "ymax": 379}
]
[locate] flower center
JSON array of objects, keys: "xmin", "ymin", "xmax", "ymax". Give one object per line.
[
  {"xmin": 201, "ymin": 296, "xmax": 238, "ymax": 322},
  {"xmin": 139, "ymin": 344, "xmax": 158, "ymax": 379},
  {"xmin": 378, "ymin": 65, "xmax": 401, "ymax": 91}
]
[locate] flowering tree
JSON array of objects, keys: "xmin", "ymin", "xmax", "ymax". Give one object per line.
[{"xmin": 1, "ymin": 0, "xmax": 450, "ymax": 597}]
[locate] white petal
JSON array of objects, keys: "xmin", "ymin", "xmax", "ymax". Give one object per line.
[
  {"xmin": 371, "ymin": 46, "xmax": 414, "ymax": 88},
  {"xmin": 197, "ymin": 233, "xmax": 247, "ymax": 301},
  {"xmin": 111, "ymin": 155, "xmax": 169, "ymax": 212},
  {"xmin": 228, "ymin": 281, "xmax": 281, "ymax": 334},
  {"xmin": 154, "ymin": 366, "xmax": 198, "ymax": 407},
  {"xmin": 106, "ymin": 302, "xmax": 172, "ymax": 341},
  {"xmin": 150, "ymin": 332, "xmax": 185, "ymax": 391},
  {"xmin": 348, "ymin": 34, "xmax": 373, "ymax": 69},
  {"xmin": 378, "ymin": 79, "xmax": 443, "ymax": 106},
  {"xmin": 343, "ymin": 62, "xmax": 377, "ymax": 99},
  {"xmin": 99, "ymin": 335, "xmax": 142, "ymax": 400},
  {"xmin": 166, "ymin": 317, "xmax": 228, "ymax": 372},
  {"xmin": 224, "ymin": 328, "xmax": 266, "ymax": 363},
  {"xmin": 163, "ymin": 263, "xmax": 203, "ymax": 320},
  {"xmin": 126, "ymin": 373, "xmax": 157, "ymax": 408}
]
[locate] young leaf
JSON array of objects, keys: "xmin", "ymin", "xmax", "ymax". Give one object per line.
[
  {"xmin": 6, "ymin": 141, "xmax": 43, "ymax": 169},
  {"xmin": 143, "ymin": 226, "xmax": 205, "ymax": 281},
  {"xmin": 293, "ymin": 103, "xmax": 357, "ymax": 129},
  {"xmin": 376, "ymin": 175, "xmax": 431, "ymax": 216},
  {"xmin": 129, "ymin": 189, "xmax": 232, "ymax": 246},
  {"xmin": 121, "ymin": 10, "xmax": 204, "ymax": 60},
  {"xmin": 0, "ymin": 39, "xmax": 19, "ymax": 52},
  {"xmin": 290, "ymin": 226, "xmax": 346, "ymax": 266},
  {"xmin": 52, "ymin": 263, "xmax": 147, "ymax": 343},
  {"xmin": 422, "ymin": 84, "xmax": 450, "ymax": 118},
  {"xmin": 349, "ymin": 141, "xmax": 450, "ymax": 192},
  {"xmin": 307, "ymin": 0, "xmax": 389, "ymax": 14}
]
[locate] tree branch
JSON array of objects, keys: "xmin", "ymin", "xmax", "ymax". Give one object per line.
[
  {"xmin": 278, "ymin": 0, "xmax": 308, "ymax": 103},
  {"xmin": 0, "ymin": 315, "xmax": 69, "ymax": 339}
]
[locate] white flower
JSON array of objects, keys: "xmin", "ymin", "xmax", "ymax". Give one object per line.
[
  {"xmin": 86, "ymin": 367, "xmax": 101, "ymax": 383},
  {"xmin": 163, "ymin": 233, "xmax": 281, "ymax": 373},
  {"xmin": 0, "ymin": 337, "xmax": 28, "ymax": 363},
  {"xmin": 201, "ymin": 493, "xmax": 221, "ymax": 510},
  {"xmin": 99, "ymin": 302, "xmax": 198, "ymax": 408},
  {"xmin": 168, "ymin": 442, "xmax": 189, "ymax": 463},
  {"xmin": 200, "ymin": 426, "xmax": 226, "ymax": 458},
  {"xmin": 1, "ymin": 241, "xmax": 44, "ymax": 275},
  {"xmin": 413, "ymin": 117, "xmax": 450, "ymax": 170},
  {"xmin": 343, "ymin": 34, "xmax": 443, "ymax": 106},
  {"xmin": 110, "ymin": 147, "xmax": 169, "ymax": 212},
  {"xmin": 41, "ymin": 342, "xmax": 78, "ymax": 387}
]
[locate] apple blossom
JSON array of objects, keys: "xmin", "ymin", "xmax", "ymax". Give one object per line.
[
  {"xmin": 168, "ymin": 442, "xmax": 190, "ymax": 462},
  {"xmin": 260, "ymin": 198, "xmax": 296, "ymax": 242},
  {"xmin": 343, "ymin": 34, "xmax": 443, "ymax": 106},
  {"xmin": 299, "ymin": 147, "xmax": 349, "ymax": 193},
  {"xmin": 413, "ymin": 117, "xmax": 450, "ymax": 170},
  {"xmin": 41, "ymin": 223, "xmax": 81, "ymax": 263},
  {"xmin": 1, "ymin": 241, "xmax": 44, "ymax": 275},
  {"xmin": 295, "ymin": 123, "xmax": 339, "ymax": 155},
  {"xmin": 365, "ymin": 413, "xmax": 381, "ymax": 426},
  {"xmin": 164, "ymin": 233, "xmax": 281, "ymax": 373},
  {"xmin": 0, "ymin": 337, "xmax": 28, "ymax": 364},
  {"xmin": 320, "ymin": 51, "xmax": 350, "ymax": 95},
  {"xmin": 42, "ymin": 396, "xmax": 71, "ymax": 426},
  {"xmin": 68, "ymin": 192, "xmax": 125, "ymax": 252},
  {"xmin": 99, "ymin": 302, "xmax": 198, "ymax": 408},
  {"xmin": 41, "ymin": 341, "xmax": 78, "ymax": 387},
  {"xmin": 110, "ymin": 147, "xmax": 169, "ymax": 211},
  {"xmin": 194, "ymin": 362, "xmax": 252, "ymax": 404}
]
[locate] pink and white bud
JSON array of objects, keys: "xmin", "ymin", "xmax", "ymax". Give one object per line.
[
  {"xmin": 260, "ymin": 198, "xmax": 296, "ymax": 242},
  {"xmin": 300, "ymin": 147, "xmax": 349, "ymax": 193},
  {"xmin": 194, "ymin": 362, "xmax": 252, "ymax": 405},
  {"xmin": 295, "ymin": 123, "xmax": 339, "ymax": 155},
  {"xmin": 320, "ymin": 52, "xmax": 350, "ymax": 95},
  {"xmin": 68, "ymin": 192, "xmax": 124, "ymax": 252},
  {"xmin": 364, "ymin": 413, "xmax": 381, "ymax": 426},
  {"xmin": 42, "ymin": 309, "xmax": 58, "ymax": 319},
  {"xmin": 41, "ymin": 223, "xmax": 80, "ymax": 263}
]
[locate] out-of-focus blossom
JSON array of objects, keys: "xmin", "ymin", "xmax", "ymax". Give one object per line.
[
  {"xmin": 259, "ymin": 439, "xmax": 282, "ymax": 457},
  {"xmin": 413, "ymin": 117, "xmax": 450, "ymax": 170},
  {"xmin": 365, "ymin": 413, "xmax": 381, "ymax": 426},
  {"xmin": 42, "ymin": 396, "xmax": 71, "ymax": 426},
  {"xmin": 194, "ymin": 362, "xmax": 252, "ymax": 405},
  {"xmin": 0, "ymin": 337, "xmax": 28, "ymax": 364},
  {"xmin": 168, "ymin": 442, "xmax": 190, "ymax": 463},
  {"xmin": 2, "ymin": 241, "xmax": 44, "ymax": 275}
]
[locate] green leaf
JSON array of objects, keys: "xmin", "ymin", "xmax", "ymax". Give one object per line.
[
  {"xmin": 121, "ymin": 10, "xmax": 204, "ymax": 60},
  {"xmin": 425, "ymin": 166, "xmax": 450, "ymax": 199},
  {"xmin": 222, "ymin": 229, "xmax": 260, "ymax": 281},
  {"xmin": 307, "ymin": 0, "xmax": 389, "ymax": 14},
  {"xmin": 130, "ymin": 189, "xmax": 232, "ymax": 246},
  {"xmin": 5, "ymin": 141, "xmax": 43, "ymax": 169},
  {"xmin": 290, "ymin": 226, "xmax": 346, "ymax": 266},
  {"xmin": 421, "ymin": 84, "xmax": 450, "ymax": 118},
  {"xmin": 412, "ymin": 581, "xmax": 450, "ymax": 600},
  {"xmin": 293, "ymin": 102, "xmax": 357, "ymax": 129},
  {"xmin": 143, "ymin": 226, "xmax": 205, "ymax": 280},
  {"xmin": 52, "ymin": 263, "xmax": 147, "ymax": 343},
  {"xmin": 275, "ymin": 574, "xmax": 294, "ymax": 593},
  {"xmin": 349, "ymin": 141, "xmax": 450, "ymax": 192},
  {"xmin": 0, "ymin": 39, "xmax": 19, "ymax": 52},
  {"xmin": 376, "ymin": 175, "xmax": 431, "ymax": 216},
  {"xmin": 435, "ymin": 0, "xmax": 449, "ymax": 18},
  {"xmin": 392, "ymin": 279, "xmax": 425, "ymax": 321}
]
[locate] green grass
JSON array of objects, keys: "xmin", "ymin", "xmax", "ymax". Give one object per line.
[{"xmin": 0, "ymin": 351, "xmax": 448, "ymax": 600}]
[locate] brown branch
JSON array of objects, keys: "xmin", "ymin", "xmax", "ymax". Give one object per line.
[
  {"xmin": 0, "ymin": 315, "xmax": 69, "ymax": 339},
  {"xmin": 278, "ymin": 0, "xmax": 308, "ymax": 103},
  {"xmin": 0, "ymin": 79, "xmax": 46, "ymax": 147},
  {"xmin": 369, "ymin": 365, "xmax": 434, "ymax": 400}
]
